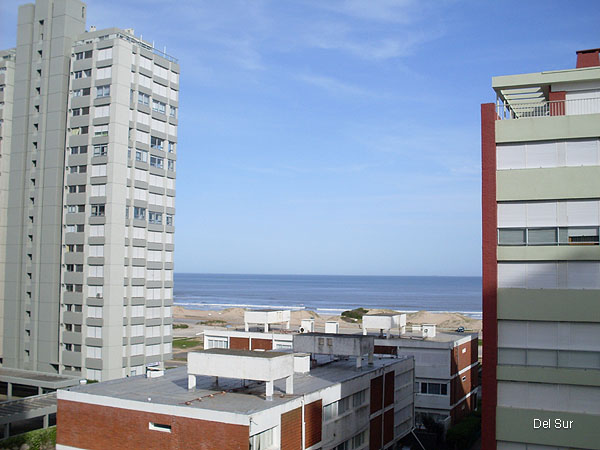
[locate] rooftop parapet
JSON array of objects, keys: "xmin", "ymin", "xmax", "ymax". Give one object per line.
[
  {"xmin": 293, "ymin": 333, "xmax": 374, "ymax": 369},
  {"xmin": 363, "ymin": 313, "xmax": 406, "ymax": 337},
  {"xmin": 244, "ymin": 309, "xmax": 291, "ymax": 332},
  {"xmin": 187, "ymin": 349, "xmax": 294, "ymax": 399}
]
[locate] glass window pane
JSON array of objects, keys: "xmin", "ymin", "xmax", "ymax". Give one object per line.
[
  {"xmin": 528, "ymin": 228, "xmax": 556, "ymax": 245},
  {"xmin": 498, "ymin": 229, "xmax": 526, "ymax": 245}
]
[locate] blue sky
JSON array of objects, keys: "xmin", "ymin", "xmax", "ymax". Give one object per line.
[{"xmin": 1, "ymin": 1, "xmax": 599, "ymax": 276}]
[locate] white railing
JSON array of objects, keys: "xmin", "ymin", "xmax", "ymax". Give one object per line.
[{"xmin": 496, "ymin": 97, "xmax": 600, "ymax": 120}]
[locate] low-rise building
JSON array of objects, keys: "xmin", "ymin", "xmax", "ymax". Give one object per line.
[
  {"xmin": 373, "ymin": 325, "xmax": 479, "ymax": 429},
  {"xmin": 56, "ymin": 339, "xmax": 415, "ymax": 450}
]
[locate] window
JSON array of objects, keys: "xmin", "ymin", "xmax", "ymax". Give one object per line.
[
  {"xmin": 96, "ymin": 66, "xmax": 112, "ymax": 79},
  {"xmin": 169, "ymin": 88, "xmax": 178, "ymax": 101},
  {"xmin": 152, "ymin": 82, "xmax": 167, "ymax": 97},
  {"xmin": 324, "ymin": 396, "xmax": 351, "ymax": 421},
  {"xmin": 130, "ymin": 324, "xmax": 144, "ymax": 337},
  {"xmin": 131, "ymin": 343, "xmax": 144, "ymax": 356},
  {"xmin": 163, "ymin": 325, "xmax": 171, "ymax": 336},
  {"xmin": 139, "ymin": 55, "xmax": 152, "ymax": 71},
  {"xmin": 169, "ymin": 106, "xmax": 177, "ymax": 118},
  {"xmin": 152, "ymin": 100, "xmax": 166, "ymax": 114},
  {"xmin": 149, "ymin": 422, "xmax": 171, "ymax": 433},
  {"xmin": 131, "ymin": 305, "xmax": 144, "ymax": 317},
  {"xmin": 91, "ymin": 164, "xmax": 107, "ymax": 177},
  {"xmin": 146, "ymin": 325, "xmax": 161, "ymax": 337},
  {"xmin": 168, "ymin": 160, "xmax": 175, "ymax": 171},
  {"xmin": 70, "ymin": 126, "xmax": 88, "ymax": 135},
  {"xmin": 352, "ymin": 389, "xmax": 367, "ymax": 407},
  {"xmin": 149, "ymin": 174, "xmax": 164, "ymax": 188},
  {"xmin": 88, "ymin": 265, "xmax": 104, "ymax": 277},
  {"xmin": 139, "ymin": 73, "xmax": 152, "ymax": 89},
  {"xmin": 136, "ymin": 129, "xmax": 149, "ymax": 144},
  {"xmin": 89, "ymin": 245, "xmax": 104, "ymax": 257},
  {"xmin": 168, "ymin": 141, "xmax": 175, "ymax": 153},
  {"xmin": 65, "ymin": 224, "xmax": 84, "ymax": 233},
  {"xmin": 249, "ymin": 427, "xmax": 274, "ymax": 450},
  {"xmin": 93, "ymin": 125, "xmax": 108, "ymax": 137},
  {"xmin": 97, "ymin": 47, "xmax": 112, "ymax": 60},
  {"xmin": 65, "ymin": 304, "xmax": 83, "ymax": 313},
  {"xmin": 420, "ymin": 382, "xmax": 448, "ymax": 396},
  {"xmin": 145, "ymin": 307, "xmax": 161, "ymax": 319},
  {"xmin": 66, "ymin": 244, "xmax": 84, "ymax": 253},
  {"xmin": 131, "ymin": 266, "xmax": 145, "ymax": 278},
  {"xmin": 86, "ymin": 346, "xmax": 102, "ymax": 359},
  {"xmin": 96, "ymin": 85, "xmax": 110, "ymax": 98},
  {"xmin": 64, "ymin": 343, "xmax": 82, "ymax": 352},
  {"xmin": 89, "ymin": 225, "xmax": 105, "ymax": 237},
  {"xmin": 146, "ymin": 344, "xmax": 161, "ymax": 356},
  {"xmin": 150, "ymin": 137, "xmax": 164, "ymax": 151},
  {"xmin": 150, "ymin": 155, "xmax": 164, "ymax": 168},
  {"xmin": 87, "ymin": 326, "xmax": 102, "ymax": 338},
  {"xmin": 151, "ymin": 118, "xmax": 166, "ymax": 133},
  {"xmin": 94, "ymin": 105, "xmax": 109, "ymax": 118},
  {"xmin": 91, "ymin": 185, "xmax": 106, "ymax": 197},
  {"xmin": 134, "ymin": 207, "xmax": 146, "ymax": 220},
  {"xmin": 138, "ymin": 92, "xmax": 150, "ymax": 106},
  {"xmin": 70, "ymin": 145, "xmax": 88, "ymax": 154},
  {"xmin": 134, "ymin": 188, "xmax": 148, "ymax": 201},
  {"xmin": 93, "ymin": 144, "xmax": 108, "ymax": 156},
  {"xmin": 72, "ymin": 87, "xmax": 90, "ymax": 97},
  {"xmin": 91, "ymin": 204, "xmax": 105, "ymax": 216},
  {"xmin": 73, "ymin": 69, "xmax": 91, "ymax": 79},
  {"xmin": 87, "ymin": 306, "xmax": 103, "ymax": 318},
  {"xmin": 148, "ymin": 211, "xmax": 162, "ymax": 224},
  {"xmin": 66, "ymin": 264, "xmax": 83, "ymax": 272},
  {"xmin": 68, "ymin": 185, "xmax": 86, "ymax": 193},
  {"xmin": 75, "ymin": 50, "xmax": 92, "ymax": 60},
  {"xmin": 88, "ymin": 286, "xmax": 103, "ymax": 298},
  {"xmin": 71, "ymin": 107, "xmax": 89, "ymax": 116},
  {"xmin": 166, "ymin": 215, "xmax": 173, "ymax": 226},
  {"xmin": 137, "ymin": 110, "xmax": 150, "ymax": 126},
  {"xmin": 135, "ymin": 149, "xmax": 148, "ymax": 162}
]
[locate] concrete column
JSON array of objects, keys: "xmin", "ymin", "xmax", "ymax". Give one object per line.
[
  {"xmin": 7, "ymin": 383, "xmax": 12, "ymax": 400},
  {"xmin": 3, "ymin": 423, "xmax": 9, "ymax": 439},
  {"xmin": 244, "ymin": 322, "xmax": 249, "ymax": 332},
  {"xmin": 363, "ymin": 327, "xmax": 368, "ymax": 336},
  {"xmin": 264, "ymin": 323, "xmax": 269, "ymax": 332},
  {"xmin": 43, "ymin": 414, "xmax": 49, "ymax": 429},
  {"xmin": 38, "ymin": 386, "xmax": 43, "ymax": 395},
  {"xmin": 368, "ymin": 352, "xmax": 374, "ymax": 366},
  {"xmin": 215, "ymin": 376, "xmax": 219, "ymax": 387},
  {"xmin": 356, "ymin": 356, "xmax": 362, "ymax": 369},
  {"xmin": 188, "ymin": 374, "xmax": 196, "ymax": 390},
  {"xmin": 286, "ymin": 321, "xmax": 290, "ymax": 330},
  {"xmin": 266, "ymin": 380, "xmax": 273, "ymax": 399},
  {"xmin": 285, "ymin": 375, "xmax": 294, "ymax": 394}
]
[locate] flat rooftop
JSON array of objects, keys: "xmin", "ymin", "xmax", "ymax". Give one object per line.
[
  {"xmin": 62, "ymin": 357, "xmax": 408, "ymax": 415},
  {"xmin": 0, "ymin": 368, "xmax": 81, "ymax": 389},
  {"xmin": 378, "ymin": 331, "xmax": 477, "ymax": 345},
  {"xmin": 200, "ymin": 348, "xmax": 290, "ymax": 359}
]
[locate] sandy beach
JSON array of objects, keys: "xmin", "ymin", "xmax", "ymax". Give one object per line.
[{"xmin": 172, "ymin": 306, "xmax": 482, "ymax": 337}]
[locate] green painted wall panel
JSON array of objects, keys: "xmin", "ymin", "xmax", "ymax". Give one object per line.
[
  {"xmin": 497, "ymin": 365, "xmax": 600, "ymax": 387},
  {"xmin": 497, "ymin": 166, "xmax": 600, "ymax": 201},
  {"xmin": 495, "ymin": 113, "xmax": 600, "ymax": 143},
  {"xmin": 497, "ymin": 245, "xmax": 600, "ymax": 261},
  {"xmin": 496, "ymin": 407, "xmax": 600, "ymax": 449},
  {"xmin": 498, "ymin": 289, "xmax": 600, "ymax": 322}
]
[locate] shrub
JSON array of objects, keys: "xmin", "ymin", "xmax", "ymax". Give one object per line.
[
  {"xmin": 0, "ymin": 426, "xmax": 56, "ymax": 450},
  {"xmin": 341, "ymin": 308, "xmax": 369, "ymax": 322},
  {"xmin": 173, "ymin": 323, "xmax": 189, "ymax": 329},
  {"xmin": 446, "ymin": 414, "xmax": 481, "ymax": 449}
]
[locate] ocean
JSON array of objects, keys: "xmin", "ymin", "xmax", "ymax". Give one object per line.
[{"xmin": 173, "ymin": 273, "xmax": 482, "ymax": 319}]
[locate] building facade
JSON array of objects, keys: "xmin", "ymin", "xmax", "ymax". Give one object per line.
[
  {"xmin": 56, "ymin": 346, "xmax": 415, "ymax": 450},
  {"xmin": 482, "ymin": 49, "xmax": 600, "ymax": 450},
  {"xmin": 1, "ymin": 0, "xmax": 178, "ymax": 382},
  {"xmin": 373, "ymin": 328, "xmax": 479, "ymax": 429}
]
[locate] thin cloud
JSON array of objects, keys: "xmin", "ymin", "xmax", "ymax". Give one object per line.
[{"xmin": 295, "ymin": 73, "xmax": 376, "ymax": 97}]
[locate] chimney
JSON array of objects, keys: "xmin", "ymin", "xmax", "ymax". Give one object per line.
[{"xmin": 576, "ymin": 48, "xmax": 600, "ymax": 68}]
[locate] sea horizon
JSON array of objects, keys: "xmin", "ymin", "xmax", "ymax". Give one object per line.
[{"xmin": 173, "ymin": 273, "xmax": 483, "ymax": 318}]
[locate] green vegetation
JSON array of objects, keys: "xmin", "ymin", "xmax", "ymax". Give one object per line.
[
  {"xmin": 173, "ymin": 323, "xmax": 189, "ymax": 329},
  {"xmin": 0, "ymin": 426, "xmax": 56, "ymax": 450},
  {"xmin": 199, "ymin": 319, "xmax": 227, "ymax": 326},
  {"xmin": 341, "ymin": 307, "xmax": 369, "ymax": 322},
  {"xmin": 172, "ymin": 338, "xmax": 203, "ymax": 349},
  {"xmin": 445, "ymin": 406, "xmax": 481, "ymax": 449}
]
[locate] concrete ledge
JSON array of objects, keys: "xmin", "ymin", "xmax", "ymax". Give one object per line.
[{"xmin": 497, "ymin": 365, "xmax": 600, "ymax": 387}]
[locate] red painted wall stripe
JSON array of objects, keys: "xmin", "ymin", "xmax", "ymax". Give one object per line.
[{"xmin": 481, "ymin": 102, "xmax": 497, "ymax": 450}]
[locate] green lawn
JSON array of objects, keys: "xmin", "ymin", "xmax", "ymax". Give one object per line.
[{"xmin": 172, "ymin": 338, "xmax": 203, "ymax": 349}]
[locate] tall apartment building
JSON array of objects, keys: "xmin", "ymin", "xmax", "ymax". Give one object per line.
[
  {"xmin": 482, "ymin": 49, "xmax": 600, "ymax": 450},
  {"xmin": 1, "ymin": 0, "xmax": 178, "ymax": 382},
  {"xmin": 0, "ymin": 49, "xmax": 17, "ymax": 358}
]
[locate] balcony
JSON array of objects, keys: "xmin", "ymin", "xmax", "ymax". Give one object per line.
[{"xmin": 497, "ymin": 96, "xmax": 600, "ymax": 120}]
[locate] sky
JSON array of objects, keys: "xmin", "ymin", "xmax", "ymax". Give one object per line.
[{"xmin": 1, "ymin": 1, "xmax": 599, "ymax": 277}]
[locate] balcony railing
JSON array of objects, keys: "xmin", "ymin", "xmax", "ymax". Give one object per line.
[{"xmin": 496, "ymin": 97, "xmax": 600, "ymax": 120}]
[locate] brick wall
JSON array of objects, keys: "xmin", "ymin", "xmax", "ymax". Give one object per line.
[
  {"xmin": 451, "ymin": 337, "xmax": 477, "ymax": 375},
  {"xmin": 383, "ymin": 408, "xmax": 394, "ymax": 445},
  {"xmin": 384, "ymin": 371, "xmax": 394, "ymax": 407},
  {"xmin": 280, "ymin": 407, "xmax": 302, "ymax": 450},
  {"xmin": 250, "ymin": 338, "xmax": 272, "ymax": 351},
  {"xmin": 57, "ymin": 399, "xmax": 249, "ymax": 450},
  {"xmin": 451, "ymin": 365, "xmax": 478, "ymax": 405},
  {"xmin": 230, "ymin": 337, "xmax": 250, "ymax": 350},
  {"xmin": 304, "ymin": 400, "xmax": 322, "ymax": 447},
  {"xmin": 370, "ymin": 375, "xmax": 383, "ymax": 414},
  {"xmin": 369, "ymin": 414, "xmax": 382, "ymax": 450},
  {"xmin": 451, "ymin": 392, "xmax": 478, "ymax": 425}
]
